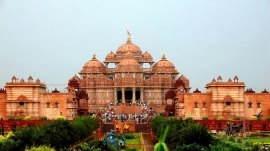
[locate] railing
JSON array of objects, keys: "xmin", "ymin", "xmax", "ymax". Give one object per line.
[
  {"xmin": 0, "ymin": 120, "xmax": 50, "ymax": 131},
  {"xmin": 195, "ymin": 120, "xmax": 270, "ymax": 131}
]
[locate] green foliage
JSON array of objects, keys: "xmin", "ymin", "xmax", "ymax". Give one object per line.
[
  {"xmin": 234, "ymin": 116, "xmax": 241, "ymax": 120},
  {"xmin": 251, "ymin": 143, "xmax": 262, "ymax": 151},
  {"xmin": 217, "ymin": 116, "xmax": 224, "ymax": 120},
  {"xmin": 0, "ymin": 116, "xmax": 99, "ymax": 151},
  {"xmin": 24, "ymin": 115, "xmax": 32, "ymax": 120},
  {"xmin": 236, "ymin": 137, "xmax": 242, "ymax": 144},
  {"xmin": 266, "ymin": 117, "xmax": 270, "ymax": 121},
  {"xmin": 8, "ymin": 116, "xmax": 15, "ymax": 120},
  {"xmin": 39, "ymin": 116, "xmax": 47, "ymax": 120},
  {"xmin": 176, "ymin": 143, "xmax": 208, "ymax": 151},
  {"xmin": 202, "ymin": 116, "xmax": 209, "ymax": 120},
  {"xmin": 228, "ymin": 136, "xmax": 235, "ymax": 142},
  {"xmin": 25, "ymin": 145, "xmax": 55, "ymax": 151},
  {"xmin": 151, "ymin": 116, "xmax": 212, "ymax": 150},
  {"xmin": 178, "ymin": 123, "xmax": 212, "ymax": 147},
  {"xmin": 125, "ymin": 148, "xmax": 137, "ymax": 151}
]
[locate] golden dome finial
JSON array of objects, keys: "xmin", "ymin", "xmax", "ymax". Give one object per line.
[
  {"xmin": 92, "ymin": 53, "xmax": 96, "ymax": 59},
  {"xmin": 162, "ymin": 54, "xmax": 166, "ymax": 59},
  {"xmin": 127, "ymin": 30, "xmax": 131, "ymax": 42}
]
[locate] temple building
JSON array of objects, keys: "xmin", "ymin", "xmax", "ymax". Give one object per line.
[
  {"xmin": 172, "ymin": 76, "xmax": 270, "ymax": 120},
  {"xmin": 0, "ymin": 34, "xmax": 270, "ymax": 120},
  {"xmin": 67, "ymin": 34, "xmax": 185, "ymax": 115}
]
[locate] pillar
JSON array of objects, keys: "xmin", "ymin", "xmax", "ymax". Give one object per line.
[
  {"xmin": 114, "ymin": 88, "xmax": 117, "ymax": 103},
  {"xmin": 140, "ymin": 87, "xmax": 144, "ymax": 103},
  {"xmin": 121, "ymin": 87, "xmax": 125, "ymax": 104},
  {"xmin": 132, "ymin": 87, "xmax": 136, "ymax": 104}
]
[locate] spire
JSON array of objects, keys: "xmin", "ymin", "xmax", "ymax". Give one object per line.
[
  {"xmin": 92, "ymin": 54, "xmax": 97, "ymax": 60},
  {"xmin": 127, "ymin": 30, "xmax": 131, "ymax": 42},
  {"xmin": 162, "ymin": 54, "xmax": 166, "ymax": 60}
]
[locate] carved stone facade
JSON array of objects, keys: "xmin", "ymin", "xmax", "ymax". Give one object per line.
[
  {"xmin": 176, "ymin": 76, "xmax": 270, "ymax": 120},
  {"xmin": 0, "ymin": 34, "xmax": 269, "ymax": 120},
  {"xmin": 0, "ymin": 76, "xmax": 74, "ymax": 120},
  {"xmin": 68, "ymin": 34, "xmax": 181, "ymax": 114}
]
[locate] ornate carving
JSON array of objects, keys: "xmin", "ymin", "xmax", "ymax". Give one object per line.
[
  {"xmin": 17, "ymin": 95, "xmax": 27, "ymax": 101},
  {"xmin": 245, "ymin": 88, "xmax": 255, "ymax": 93}
]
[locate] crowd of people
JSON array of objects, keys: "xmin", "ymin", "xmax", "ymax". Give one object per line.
[{"xmin": 93, "ymin": 101, "xmax": 157, "ymax": 124}]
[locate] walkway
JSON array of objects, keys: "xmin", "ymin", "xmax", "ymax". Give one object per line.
[{"xmin": 142, "ymin": 133, "xmax": 156, "ymax": 151}]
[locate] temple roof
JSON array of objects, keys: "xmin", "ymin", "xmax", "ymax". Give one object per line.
[
  {"xmin": 115, "ymin": 58, "xmax": 143, "ymax": 73},
  {"xmin": 116, "ymin": 33, "xmax": 142, "ymax": 55},
  {"xmin": 105, "ymin": 51, "xmax": 116, "ymax": 59},
  {"xmin": 80, "ymin": 54, "xmax": 107, "ymax": 74},
  {"xmin": 152, "ymin": 55, "xmax": 178, "ymax": 74}
]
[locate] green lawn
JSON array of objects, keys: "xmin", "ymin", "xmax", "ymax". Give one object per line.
[
  {"xmin": 124, "ymin": 133, "xmax": 143, "ymax": 151},
  {"xmin": 125, "ymin": 133, "xmax": 140, "ymax": 144},
  {"xmin": 244, "ymin": 137, "xmax": 270, "ymax": 144}
]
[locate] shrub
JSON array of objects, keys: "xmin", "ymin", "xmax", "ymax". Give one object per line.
[
  {"xmin": 234, "ymin": 116, "xmax": 240, "ymax": 120},
  {"xmin": 202, "ymin": 116, "xmax": 208, "ymax": 120},
  {"xmin": 39, "ymin": 116, "xmax": 47, "ymax": 120},
  {"xmin": 244, "ymin": 141, "xmax": 252, "ymax": 147},
  {"xmin": 266, "ymin": 117, "xmax": 270, "ymax": 121},
  {"xmin": 16, "ymin": 116, "xmax": 23, "ymax": 120},
  {"xmin": 251, "ymin": 143, "xmax": 261, "ymax": 151},
  {"xmin": 236, "ymin": 137, "xmax": 242, "ymax": 143},
  {"xmin": 0, "ymin": 116, "xmax": 99, "ymax": 151},
  {"xmin": 176, "ymin": 143, "xmax": 207, "ymax": 151},
  {"xmin": 178, "ymin": 123, "xmax": 212, "ymax": 147},
  {"xmin": 217, "ymin": 116, "xmax": 225, "ymax": 120},
  {"xmin": 228, "ymin": 136, "xmax": 235, "ymax": 142},
  {"xmin": 24, "ymin": 115, "xmax": 31, "ymax": 120},
  {"xmin": 8, "ymin": 116, "xmax": 15, "ymax": 120},
  {"xmin": 250, "ymin": 116, "xmax": 257, "ymax": 120},
  {"xmin": 25, "ymin": 145, "xmax": 55, "ymax": 151},
  {"xmin": 185, "ymin": 117, "xmax": 193, "ymax": 121}
]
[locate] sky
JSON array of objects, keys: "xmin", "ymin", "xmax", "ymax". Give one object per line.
[{"xmin": 0, "ymin": 0, "xmax": 269, "ymax": 92}]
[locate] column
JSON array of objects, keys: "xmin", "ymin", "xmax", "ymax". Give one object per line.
[
  {"xmin": 132, "ymin": 87, "xmax": 136, "ymax": 104},
  {"xmin": 121, "ymin": 87, "xmax": 125, "ymax": 104},
  {"xmin": 140, "ymin": 87, "xmax": 144, "ymax": 103},
  {"xmin": 114, "ymin": 88, "xmax": 117, "ymax": 103}
]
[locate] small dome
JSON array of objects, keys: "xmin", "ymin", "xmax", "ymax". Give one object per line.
[
  {"xmin": 152, "ymin": 55, "xmax": 178, "ymax": 74},
  {"xmin": 115, "ymin": 58, "xmax": 143, "ymax": 73},
  {"xmin": 142, "ymin": 51, "xmax": 153, "ymax": 59},
  {"xmin": 106, "ymin": 51, "xmax": 116, "ymax": 59},
  {"xmin": 80, "ymin": 54, "xmax": 107, "ymax": 74},
  {"xmin": 69, "ymin": 74, "xmax": 80, "ymax": 81},
  {"xmin": 68, "ymin": 74, "xmax": 80, "ymax": 88}
]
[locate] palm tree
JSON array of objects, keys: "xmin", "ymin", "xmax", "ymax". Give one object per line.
[{"xmin": 154, "ymin": 125, "xmax": 170, "ymax": 151}]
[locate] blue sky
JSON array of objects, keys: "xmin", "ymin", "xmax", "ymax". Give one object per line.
[{"xmin": 0, "ymin": 0, "xmax": 269, "ymax": 92}]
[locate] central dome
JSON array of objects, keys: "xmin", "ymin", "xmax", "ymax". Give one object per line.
[{"xmin": 116, "ymin": 35, "xmax": 142, "ymax": 54}]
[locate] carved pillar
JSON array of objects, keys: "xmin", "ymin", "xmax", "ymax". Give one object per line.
[
  {"xmin": 114, "ymin": 87, "xmax": 117, "ymax": 103},
  {"xmin": 132, "ymin": 87, "xmax": 136, "ymax": 104},
  {"xmin": 121, "ymin": 87, "xmax": 125, "ymax": 104},
  {"xmin": 140, "ymin": 87, "xmax": 144, "ymax": 103}
]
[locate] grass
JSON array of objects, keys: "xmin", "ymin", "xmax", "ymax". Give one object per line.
[
  {"xmin": 125, "ymin": 133, "xmax": 140, "ymax": 144},
  {"xmin": 124, "ymin": 133, "xmax": 143, "ymax": 151},
  {"xmin": 244, "ymin": 137, "xmax": 270, "ymax": 144}
]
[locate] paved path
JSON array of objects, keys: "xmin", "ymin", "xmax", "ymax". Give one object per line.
[{"xmin": 142, "ymin": 133, "xmax": 156, "ymax": 151}]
